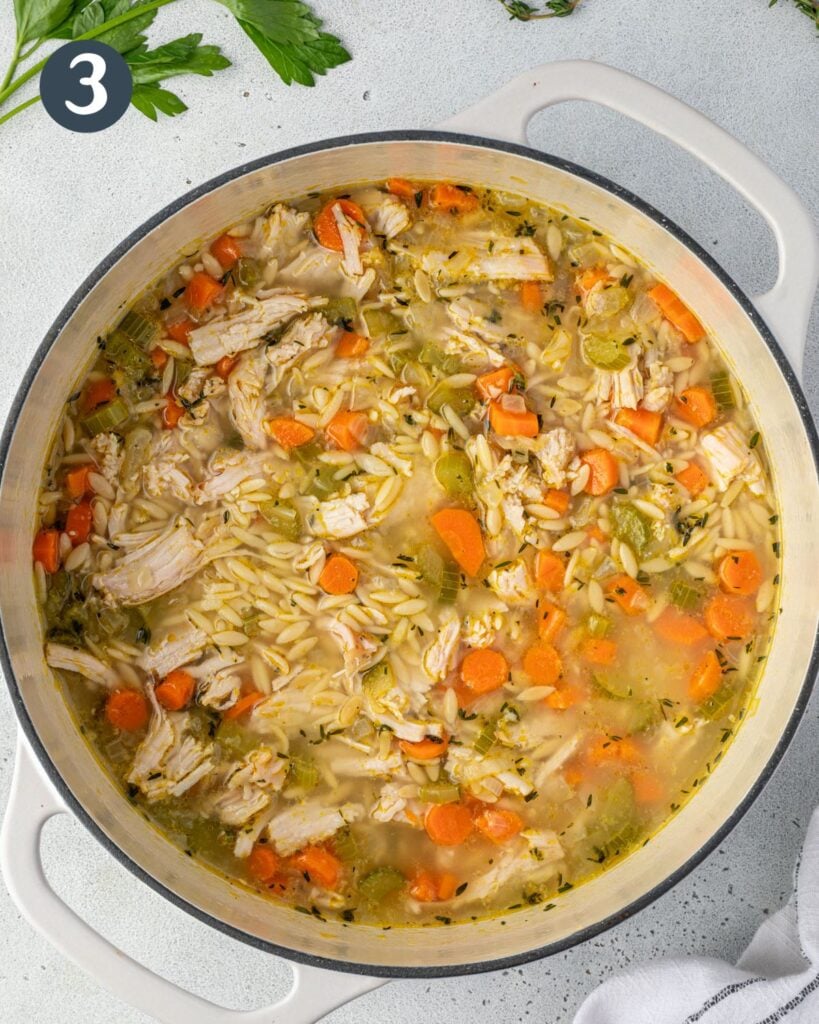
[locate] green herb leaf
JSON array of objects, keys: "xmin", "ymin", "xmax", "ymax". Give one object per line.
[
  {"xmin": 127, "ymin": 33, "xmax": 231, "ymax": 85},
  {"xmin": 237, "ymin": 17, "xmax": 350, "ymax": 87},
  {"xmin": 130, "ymin": 82, "xmax": 187, "ymax": 120},
  {"xmin": 13, "ymin": 0, "xmax": 74, "ymax": 43}
]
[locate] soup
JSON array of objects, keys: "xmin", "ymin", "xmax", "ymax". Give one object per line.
[{"xmin": 34, "ymin": 179, "xmax": 779, "ymax": 926}]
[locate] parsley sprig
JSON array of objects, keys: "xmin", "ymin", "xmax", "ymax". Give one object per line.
[
  {"xmin": 0, "ymin": 0, "xmax": 350, "ymax": 128},
  {"xmin": 497, "ymin": 0, "xmax": 582, "ymax": 20}
]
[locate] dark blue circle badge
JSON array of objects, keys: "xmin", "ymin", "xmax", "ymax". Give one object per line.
[{"xmin": 40, "ymin": 41, "xmax": 132, "ymax": 133}]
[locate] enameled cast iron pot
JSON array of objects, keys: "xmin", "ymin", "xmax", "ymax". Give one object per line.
[{"xmin": 1, "ymin": 61, "xmax": 818, "ymax": 1024}]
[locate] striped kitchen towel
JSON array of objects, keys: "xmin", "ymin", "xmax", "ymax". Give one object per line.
[{"xmin": 574, "ymin": 806, "xmax": 819, "ymax": 1023}]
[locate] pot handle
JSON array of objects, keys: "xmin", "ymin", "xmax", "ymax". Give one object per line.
[
  {"xmin": 0, "ymin": 737, "xmax": 383, "ymax": 1024},
  {"xmin": 441, "ymin": 60, "xmax": 819, "ymax": 379}
]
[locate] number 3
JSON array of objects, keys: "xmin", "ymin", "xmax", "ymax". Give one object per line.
[{"xmin": 65, "ymin": 52, "xmax": 108, "ymax": 116}]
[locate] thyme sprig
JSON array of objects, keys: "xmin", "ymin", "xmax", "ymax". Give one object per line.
[{"xmin": 497, "ymin": 0, "xmax": 582, "ymax": 20}]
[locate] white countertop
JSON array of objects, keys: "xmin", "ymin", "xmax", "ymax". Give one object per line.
[{"xmin": 0, "ymin": 1, "xmax": 817, "ymax": 1020}]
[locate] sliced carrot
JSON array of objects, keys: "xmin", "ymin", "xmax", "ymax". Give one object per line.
[
  {"xmin": 166, "ymin": 317, "xmax": 195, "ymax": 344},
  {"xmin": 544, "ymin": 489, "xmax": 570, "ymax": 516},
  {"xmin": 586, "ymin": 524, "xmax": 607, "ymax": 544},
  {"xmin": 425, "ymin": 803, "xmax": 473, "ymax": 846},
  {"xmin": 545, "ymin": 682, "xmax": 584, "ymax": 709},
  {"xmin": 717, "ymin": 550, "xmax": 763, "ymax": 596},
  {"xmin": 704, "ymin": 594, "xmax": 755, "ymax": 642},
  {"xmin": 581, "ymin": 448, "xmax": 619, "ymax": 496},
  {"xmin": 105, "ymin": 689, "xmax": 149, "ymax": 732},
  {"xmin": 520, "ymin": 280, "xmax": 544, "ymax": 314},
  {"xmin": 184, "ymin": 271, "xmax": 224, "ymax": 313},
  {"xmin": 318, "ymin": 553, "xmax": 359, "ymax": 595},
  {"xmin": 535, "ymin": 549, "xmax": 566, "ymax": 591},
  {"xmin": 537, "ymin": 600, "xmax": 567, "ymax": 643},
  {"xmin": 400, "ymin": 734, "xmax": 450, "ymax": 760},
  {"xmin": 653, "ymin": 607, "xmax": 709, "ymax": 646},
  {"xmin": 688, "ymin": 650, "xmax": 723, "ymax": 702},
  {"xmin": 150, "ymin": 347, "xmax": 168, "ymax": 369},
  {"xmin": 428, "ymin": 183, "xmax": 479, "ymax": 213},
  {"xmin": 476, "ymin": 365, "xmax": 517, "ymax": 401},
  {"xmin": 489, "ymin": 399, "xmax": 538, "ymax": 438},
  {"xmin": 563, "ymin": 762, "xmax": 585, "ymax": 787},
  {"xmin": 215, "ymin": 355, "xmax": 237, "ymax": 380},
  {"xmin": 674, "ymin": 386, "xmax": 717, "ymax": 428},
  {"xmin": 325, "ymin": 409, "xmax": 370, "ymax": 452},
  {"xmin": 293, "ymin": 846, "xmax": 343, "ymax": 890},
  {"xmin": 431, "ymin": 508, "xmax": 485, "ymax": 576},
  {"xmin": 336, "ymin": 331, "xmax": 370, "ymax": 358},
  {"xmin": 223, "ymin": 690, "xmax": 265, "ymax": 720},
  {"xmin": 32, "ymin": 529, "xmax": 60, "ymax": 573},
  {"xmin": 581, "ymin": 637, "xmax": 618, "ymax": 666},
  {"xmin": 606, "ymin": 574, "xmax": 649, "ymax": 616},
  {"xmin": 409, "ymin": 870, "xmax": 458, "ymax": 902},
  {"xmin": 614, "ymin": 407, "xmax": 663, "ymax": 446},
  {"xmin": 474, "ymin": 807, "xmax": 523, "ymax": 844},
  {"xmin": 314, "ymin": 199, "xmax": 368, "ymax": 252},
  {"xmin": 266, "ymin": 416, "xmax": 316, "ymax": 451},
  {"xmin": 576, "ymin": 266, "xmax": 611, "ymax": 295},
  {"xmin": 648, "ymin": 283, "xmax": 705, "ymax": 343},
  {"xmin": 386, "ymin": 177, "xmax": 418, "ymax": 201},
  {"xmin": 64, "ymin": 464, "xmax": 94, "ymax": 500},
  {"xmin": 437, "ymin": 872, "xmax": 458, "ymax": 900},
  {"xmin": 65, "ymin": 502, "xmax": 93, "ymax": 546},
  {"xmin": 82, "ymin": 377, "xmax": 116, "ymax": 413},
  {"xmin": 247, "ymin": 844, "xmax": 281, "ymax": 885},
  {"xmin": 155, "ymin": 669, "xmax": 195, "ymax": 712},
  {"xmin": 162, "ymin": 396, "xmax": 185, "ymax": 429},
  {"xmin": 460, "ymin": 648, "xmax": 508, "ymax": 695},
  {"xmin": 210, "ymin": 233, "xmax": 243, "ymax": 270},
  {"xmin": 675, "ymin": 462, "xmax": 709, "ymax": 496},
  {"xmin": 631, "ymin": 770, "xmax": 665, "ymax": 804},
  {"xmin": 587, "ymin": 735, "xmax": 641, "ymax": 766},
  {"xmin": 522, "ymin": 642, "xmax": 562, "ymax": 686}
]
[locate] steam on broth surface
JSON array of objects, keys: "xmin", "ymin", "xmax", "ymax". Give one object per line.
[{"xmin": 34, "ymin": 179, "xmax": 779, "ymax": 926}]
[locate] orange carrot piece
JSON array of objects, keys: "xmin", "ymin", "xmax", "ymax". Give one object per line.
[
  {"xmin": 718, "ymin": 550, "xmax": 763, "ymax": 596},
  {"xmin": 64, "ymin": 464, "xmax": 94, "ymax": 500},
  {"xmin": 166, "ymin": 317, "xmax": 195, "ymax": 344},
  {"xmin": 522, "ymin": 642, "xmax": 562, "ymax": 686},
  {"xmin": 184, "ymin": 271, "xmax": 224, "ymax": 313},
  {"xmin": 266, "ymin": 417, "xmax": 316, "ymax": 451},
  {"xmin": 563, "ymin": 762, "xmax": 585, "ymax": 787},
  {"xmin": 155, "ymin": 669, "xmax": 196, "ymax": 712},
  {"xmin": 65, "ymin": 502, "xmax": 93, "ymax": 546},
  {"xmin": 704, "ymin": 594, "xmax": 755, "ymax": 642},
  {"xmin": 614, "ymin": 407, "xmax": 663, "ymax": 446},
  {"xmin": 576, "ymin": 266, "xmax": 611, "ymax": 295},
  {"xmin": 587, "ymin": 735, "xmax": 642, "ymax": 766},
  {"xmin": 537, "ymin": 600, "xmax": 567, "ymax": 643},
  {"xmin": 431, "ymin": 508, "xmax": 485, "ymax": 576},
  {"xmin": 586, "ymin": 524, "xmax": 607, "ymax": 544},
  {"xmin": 400, "ymin": 734, "xmax": 450, "ymax": 760},
  {"xmin": 535, "ymin": 549, "xmax": 566, "ymax": 591},
  {"xmin": 648, "ymin": 283, "xmax": 705, "ymax": 343},
  {"xmin": 520, "ymin": 280, "xmax": 544, "ymax": 314},
  {"xmin": 105, "ymin": 690, "xmax": 149, "ymax": 732},
  {"xmin": 223, "ymin": 690, "xmax": 265, "ymax": 720},
  {"xmin": 32, "ymin": 529, "xmax": 60, "ymax": 573},
  {"xmin": 581, "ymin": 637, "xmax": 618, "ymax": 666},
  {"xmin": 215, "ymin": 355, "xmax": 237, "ymax": 380},
  {"xmin": 581, "ymin": 448, "xmax": 619, "ymax": 496},
  {"xmin": 335, "ymin": 331, "xmax": 370, "ymax": 358},
  {"xmin": 474, "ymin": 807, "xmax": 523, "ymax": 844},
  {"xmin": 489, "ymin": 399, "xmax": 539, "ymax": 437},
  {"xmin": 325, "ymin": 409, "xmax": 369, "ymax": 452},
  {"xmin": 247, "ymin": 844, "xmax": 281, "ymax": 885},
  {"xmin": 293, "ymin": 846, "xmax": 343, "ymax": 890},
  {"xmin": 150, "ymin": 347, "xmax": 168, "ymax": 369},
  {"xmin": 476, "ymin": 365, "xmax": 517, "ymax": 401},
  {"xmin": 675, "ymin": 462, "xmax": 709, "ymax": 496},
  {"xmin": 631, "ymin": 770, "xmax": 665, "ymax": 804},
  {"xmin": 82, "ymin": 377, "xmax": 116, "ymax": 413},
  {"xmin": 425, "ymin": 803, "xmax": 473, "ymax": 846},
  {"xmin": 545, "ymin": 682, "xmax": 584, "ymax": 710},
  {"xmin": 429, "ymin": 183, "xmax": 479, "ymax": 213},
  {"xmin": 653, "ymin": 607, "xmax": 709, "ymax": 646},
  {"xmin": 674, "ymin": 386, "xmax": 717, "ymax": 428},
  {"xmin": 460, "ymin": 648, "xmax": 508, "ymax": 695},
  {"xmin": 314, "ymin": 199, "xmax": 368, "ymax": 252},
  {"xmin": 544, "ymin": 489, "xmax": 570, "ymax": 516},
  {"xmin": 688, "ymin": 650, "xmax": 723, "ymax": 702},
  {"xmin": 606, "ymin": 574, "xmax": 650, "ymax": 616},
  {"xmin": 437, "ymin": 873, "xmax": 459, "ymax": 900},
  {"xmin": 210, "ymin": 233, "xmax": 243, "ymax": 269},
  {"xmin": 318, "ymin": 553, "xmax": 359, "ymax": 595},
  {"xmin": 162, "ymin": 396, "xmax": 185, "ymax": 429},
  {"xmin": 386, "ymin": 177, "xmax": 418, "ymax": 201}
]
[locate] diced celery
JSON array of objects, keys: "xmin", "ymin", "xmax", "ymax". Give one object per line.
[
  {"xmin": 609, "ymin": 502, "xmax": 653, "ymax": 556},
  {"xmin": 233, "ymin": 257, "xmax": 260, "ymax": 289},
  {"xmin": 415, "ymin": 546, "xmax": 444, "ymax": 585},
  {"xmin": 473, "ymin": 718, "xmax": 496, "ymax": 756},
  {"xmin": 386, "ymin": 344, "xmax": 416, "ymax": 374},
  {"xmin": 358, "ymin": 866, "xmax": 405, "ymax": 903},
  {"xmin": 591, "ymin": 673, "xmax": 632, "ymax": 701},
  {"xmin": 418, "ymin": 781, "xmax": 460, "ymax": 804},
  {"xmin": 582, "ymin": 333, "xmax": 632, "ymax": 371},
  {"xmin": 700, "ymin": 682, "xmax": 737, "ymax": 721},
  {"xmin": 118, "ymin": 310, "xmax": 158, "ymax": 346},
  {"xmin": 362, "ymin": 308, "xmax": 402, "ymax": 337},
  {"xmin": 333, "ymin": 827, "xmax": 362, "ymax": 863},
  {"xmin": 82, "ymin": 397, "xmax": 129, "ymax": 435},
  {"xmin": 362, "ymin": 661, "xmax": 395, "ymax": 701},
  {"xmin": 418, "ymin": 343, "xmax": 463, "ymax": 376},
  {"xmin": 669, "ymin": 577, "xmax": 705, "ymax": 610},
  {"xmin": 585, "ymin": 613, "xmax": 611, "ymax": 638},
  {"xmin": 216, "ymin": 720, "xmax": 259, "ymax": 758},
  {"xmin": 324, "ymin": 295, "xmax": 359, "ymax": 326},
  {"xmin": 104, "ymin": 329, "xmax": 152, "ymax": 376},
  {"xmin": 585, "ymin": 285, "xmax": 631, "ymax": 319},
  {"xmin": 711, "ymin": 370, "xmax": 735, "ymax": 410},
  {"xmin": 186, "ymin": 817, "xmax": 233, "ymax": 859},
  {"xmin": 439, "ymin": 567, "xmax": 460, "ymax": 605},
  {"xmin": 305, "ymin": 463, "xmax": 340, "ymax": 500},
  {"xmin": 428, "ymin": 386, "xmax": 476, "ymax": 417},
  {"xmin": 434, "ymin": 451, "xmax": 474, "ymax": 499},
  {"xmin": 288, "ymin": 756, "xmax": 319, "ymax": 791},
  {"xmin": 259, "ymin": 500, "xmax": 301, "ymax": 539}
]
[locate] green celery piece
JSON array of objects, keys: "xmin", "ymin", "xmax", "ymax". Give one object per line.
[
  {"xmin": 288, "ymin": 756, "xmax": 319, "ymax": 791},
  {"xmin": 582, "ymin": 333, "xmax": 632, "ymax": 370},
  {"xmin": 216, "ymin": 720, "xmax": 259, "ymax": 758},
  {"xmin": 233, "ymin": 257, "xmax": 261, "ymax": 289},
  {"xmin": 585, "ymin": 613, "xmax": 611, "ymax": 638},
  {"xmin": 259, "ymin": 500, "xmax": 301, "ymax": 539},
  {"xmin": 473, "ymin": 718, "xmax": 496, "ymax": 756},
  {"xmin": 428, "ymin": 385, "xmax": 476, "ymax": 417},
  {"xmin": 669, "ymin": 577, "xmax": 705, "ymax": 610},
  {"xmin": 82, "ymin": 397, "xmax": 128, "ymax": 435},
  {"xmin": 418, "ymin": 343, "xmax": 463, "ymax": 376},
  {"xmin": 711, "ymin": 370, "xmax": 736, "ymax": 410},
  {"xmin": 418, "ymin": 781, "xmax": 460, "ymax": 804},
  {"xmin": 358, "ymin": 866, "xmax": 405, "ymax": 904},
  {"xmin": 609, "ymin": 502, "xmax": 653, "ymax": 556},
  {"xmin": 362, "ymin": 661, "xmax": 395, "ymax": 701},
  {"xmin": 434, "ymin": 451, "xmax": 474, "ymax": 499},
  {"xmin": 362, "ymin": 308, "xmax": 402, "ymax": 337},
  {"xmin": 118, "ymin": 309, "xmax": 158, "ymax": 346},
  {"xmin": 104, "ymin": 329, "xmax": 152, "ymax": 376},
  {"xmin": 323, "ymin": 295, "xmax": 358, "ymax": 326}
]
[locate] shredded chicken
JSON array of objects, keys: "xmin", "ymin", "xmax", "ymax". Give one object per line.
[
  {"xmin": 354, "ymin": 188, "xmax": 411, "ymax": 239},
  {"xmin": 266, "ymin": 802, "xmax": 363, "ymax": 857},
  {"xmin": 87, "ymin": 432, "xmax": 123, "ymax": 485},
  {"xmin": 266, "ymin": 312, "xmax": 336, "ymax": 388},
  {"xmin": 487, "ymin": 558, "xmax": 535, "ymax": 606},
  {"xmin": 188, "ymin": 292, "xmax": 313, "ymax": 365},
  {"xmin": 46, "ymin": 642, "xmax": 119, "ymax": 689},
  {"xmin": 421, "ymin": 611, "xmax": 461, "ymax": 683},
  {"xmin": 137, "ymin": 626, "xmax": 208, "ymax": 677},
  {"xmin": 701, "ymin": 422, "xmax": 765, "ymax": 495},
  {"xmin": 308, "ymin": 492, "xmax": 369, "ymax": 539},
  {"xmin": 534, "ymin": 428, "xmax": 576, "ymax": 489},
  {"xmin": 127, "ymin": 690, "xmax": 213, "ymax": 802},
  {"xmin": 227, "ymin": 346, "xmax": 269, "ymax": 449}
]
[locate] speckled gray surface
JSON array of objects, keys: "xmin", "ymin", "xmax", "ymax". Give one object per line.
[{"xmin": 0, "ymin": 1, "xmax": 818, "ymax": 1021}]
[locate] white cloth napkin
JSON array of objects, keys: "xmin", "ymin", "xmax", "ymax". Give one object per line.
[{"xmin": 574, "ymin": 807, "xmax": 819, "ymax": 1023}]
